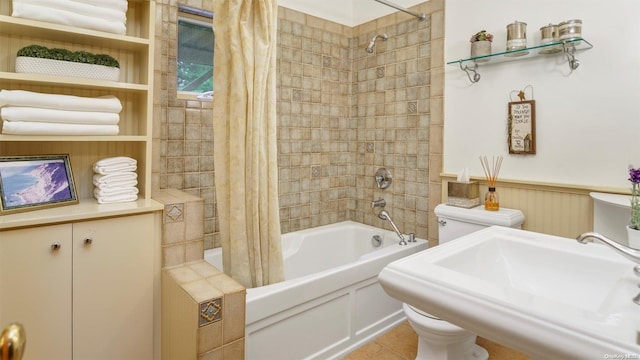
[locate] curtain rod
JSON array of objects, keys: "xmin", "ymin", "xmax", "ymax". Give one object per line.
[{"xmin": 373, "ymin": 0, "xmax": 426, "ymax": 21}]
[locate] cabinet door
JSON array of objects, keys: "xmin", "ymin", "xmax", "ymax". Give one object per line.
[
  {"xmin": 72, "ymin": 214, "xmax": 153, "ymax": 360},
  {"xmin": 0, "ymin": 224, "xmax": 73, "ymax": 360}
]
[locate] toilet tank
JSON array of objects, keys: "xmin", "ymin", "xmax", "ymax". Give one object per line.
[
  {"xmin": 434, "ymin": 204, "xmax": 525, "ymax": 244},
  {"xmin": 590, "ymin": 192, "xmax": 631, "ymax": 246}
]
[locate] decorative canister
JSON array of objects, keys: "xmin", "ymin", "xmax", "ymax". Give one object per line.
[
  {"xmin": 539, "ymin": 23, "xmax": 561, "ymax": 53},
  {"xmin": 559, "ymin": 19, "xmax": 582, "ymax": 41},
  {"xmin": 470, "ymin": 40, "xmax": 492, "ymax": 58},
  {"xmin": 506, "ymin": 21, "xmax": 527, "ymax": 51}
]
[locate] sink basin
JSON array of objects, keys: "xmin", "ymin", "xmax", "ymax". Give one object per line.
[{"xmin": 379, "ymin": 226, "xmax": 640, "ymax": 359}]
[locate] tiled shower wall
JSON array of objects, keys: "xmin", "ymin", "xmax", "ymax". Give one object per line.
[{"xmin": 154, "ymin": 0, "xmax": 445, "ymax": 248}]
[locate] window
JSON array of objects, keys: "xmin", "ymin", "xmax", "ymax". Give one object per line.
[{"xmin": 177, "ymin": 5, "xmax": 214, "ymax": 96}]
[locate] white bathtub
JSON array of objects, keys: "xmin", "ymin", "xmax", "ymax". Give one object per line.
[{"xmin": 204, "ymin": 220, "xmax": 428, "ymax": 360}]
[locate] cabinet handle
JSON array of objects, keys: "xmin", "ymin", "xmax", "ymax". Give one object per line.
[
  {"xmin": 51, "ymin": 242, "xmax": 61, "ymax": 251},
  {"xmin": 84, "ymin": 237, "xmax": 93, "ymax": 245}
]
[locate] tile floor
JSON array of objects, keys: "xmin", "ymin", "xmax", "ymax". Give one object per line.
[{"xmin": 343, "ymin": 321, "xmax": 528, "ymax": 360}]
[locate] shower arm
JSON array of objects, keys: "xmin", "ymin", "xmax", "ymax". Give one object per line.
[{"xmin": 373, "ymin": 0, "xmax": 426, "ymax": 21}]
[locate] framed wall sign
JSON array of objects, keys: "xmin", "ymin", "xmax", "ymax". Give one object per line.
[
  {"xmin": 0, "ymin": 154, "xmax": 78, "ymax": 214},
  {"xmin": 508, "ymin": 100, "xmax": 536, "ymax": 154}
]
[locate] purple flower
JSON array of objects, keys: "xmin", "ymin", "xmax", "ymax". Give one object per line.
[{"xmin": 629, "ymin": 165, "xmax": 640, "ymax": 184}]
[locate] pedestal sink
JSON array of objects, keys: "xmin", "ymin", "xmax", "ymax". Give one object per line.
[{"xmin": 379, "ymin": 226, "xmax": 640, "ymax": 359}]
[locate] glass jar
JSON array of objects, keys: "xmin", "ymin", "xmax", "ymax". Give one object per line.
[{"xmin": 485, "ymin": 187, "xmax": 499, "ymax": 211}]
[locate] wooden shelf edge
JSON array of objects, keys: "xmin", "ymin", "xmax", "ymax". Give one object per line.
[{"xmin": 0, "ymin": 198, "xmax": 163, "ymax": 230}]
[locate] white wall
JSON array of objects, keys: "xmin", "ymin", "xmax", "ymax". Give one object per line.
[
  {"xmin": 444, "ymin": 0, "xmax": 640, "ymax": 189},
  {"xmin": 278, "ymin": 0, "xmax": 425, "ymax": 26}
]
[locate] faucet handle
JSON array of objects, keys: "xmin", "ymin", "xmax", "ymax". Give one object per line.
[
  {"xmin": 407, "ymin": 233, "xmax": 416, "ymax": 242},
  {"xmin": 371, "ymin": 198, "xmax": 386, "ymax": 208}
]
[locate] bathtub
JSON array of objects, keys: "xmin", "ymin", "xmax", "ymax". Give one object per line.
[{"xmin": 204, "ymin": 220, "xmax": 428, "ymax": 360}]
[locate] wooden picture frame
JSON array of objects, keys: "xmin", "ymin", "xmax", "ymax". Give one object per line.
[
  {"xmin": 508, "ymin": 100, "xmax": 536, "ymax": 154},
  {"xmin": 0, "ymin": 154, "xmax": 78, "ymax": 215}
]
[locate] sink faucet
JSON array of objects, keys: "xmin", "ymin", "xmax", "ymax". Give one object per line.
[
  {"xmin": 577, "ymin": 232, "xmax": 640, "ymax": 306},
  {"xmin": 576, "ymin": 232, "xmax": 640, "ymax": 265},
  {"xmin": 378, "ymin": 210, "xmax": 407, "ymax": 246}
]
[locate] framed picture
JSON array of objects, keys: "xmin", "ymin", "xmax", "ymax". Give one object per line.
[
  {"xmin": 0, "ymin": 155, "xmax": 78, "ymax": 215},
  {"xmin": 508, "ymin": 100, "xmax": 536, "ymax": 154}
]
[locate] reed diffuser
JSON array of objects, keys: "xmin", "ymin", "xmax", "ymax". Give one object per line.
[{"xmin": 479, "ymin": 155, "xmax": 503, "ymax": 211}]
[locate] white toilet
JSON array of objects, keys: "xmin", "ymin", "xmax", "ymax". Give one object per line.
[{"xmin": 403, "ymin": 204, "xmax": 525, "ymax": 360}]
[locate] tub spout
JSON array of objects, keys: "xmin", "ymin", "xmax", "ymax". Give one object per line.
[{"xmin": 378, "ymin": 210, "xmax": 407, "ymax": 245}]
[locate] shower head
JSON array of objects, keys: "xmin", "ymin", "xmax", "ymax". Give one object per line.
[{"xmin": 366, "ymin": 34, "xmax": 388, "ymax": 54}]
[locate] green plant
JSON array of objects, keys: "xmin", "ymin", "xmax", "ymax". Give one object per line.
[
  {"xmin": 17, "ymin": 45, "xmax": 119, "ymax": 68},
  {"xmin": 630, "ymin": 165, "xmax": 640, "ymax": 230},
  {"xmin": 470, "ymin": 30, "xmax": 494, "ymax": 43}
]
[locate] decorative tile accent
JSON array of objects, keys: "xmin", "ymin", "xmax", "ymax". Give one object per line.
[
  {"xmin": 376, "ymin": 67, "xmax": 385, "ymax": 78},
  {"xmin": 322, "ymin": 56, "xmax": 332, "ymax": 67},
  {"xmin": 366, "ymin": 142, "xmax": 375, "ymax": 153},
  {"xmin": 165, "ymin": 203, "xmax": 184, "ymax": 223},
  {"xmin": 408, "ymin": 101, "xmax": 417, "ymax": 114},
  {"xmin": 311, "ymin": 166, "xmax": 321, "ymax": 178},
  {"xmin": 292, "ymin": 89, "xmax": 301, "ymax": 101},
  {"xmin": 199, "ymin": 298, "xmax": 223, "ymax": 327}
]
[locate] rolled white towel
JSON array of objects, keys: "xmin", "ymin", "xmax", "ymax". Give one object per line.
[
  {"xmin": 0, "ymin": 90, "xmax": 122, "ymax": 113},
  {"xmin": 15, "ymin": 0, "xmax": 126, "ymax": 23},
  {"xmin": 2, "ymin": 121, "xmax": 119, "ymax": 135},
  {"xmin": 1, "ymin": 107, "xmax": 120, "ymax": 125},
  {"xmin": 69, "ymin": 0, "xmax": 128, "ymax": 12},
  {"xmin": 94, "ymin": 180, "xmax": 138, "ymax": 191},
  {"xmin": 93, "ymin": 186, "xmax": 138, "ymax": 198},
  {"xmin": 95, "ymin": 193, "xmax": 138, "ymax": 204},
  {"xmin": 12, "ymin": 3, "xmax": 126, "ymax": 35},
  {"xmin": 93, "ymin": 172, "xmax": 137, "ymax": 185}
]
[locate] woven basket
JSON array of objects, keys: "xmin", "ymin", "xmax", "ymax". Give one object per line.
[{"xmin": 15, "ymin": 57, "xmax": 120, "ymax": 82}]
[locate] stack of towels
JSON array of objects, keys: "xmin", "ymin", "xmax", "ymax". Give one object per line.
[
  {"xmin": 93, "ymin": 156, "xmax": 138, "ymax": 204},
  {"xmin": 0, "ymin": 89, "xmax": 121, "ymax": 136},
  {"xmin": 12, "ymin": 0, "xmax": 128, "ymax": 35}
]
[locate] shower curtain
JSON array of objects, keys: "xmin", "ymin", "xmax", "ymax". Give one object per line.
[{"xmin": 212, "ymin": 0, "xmax": 284, "ymax": 288}]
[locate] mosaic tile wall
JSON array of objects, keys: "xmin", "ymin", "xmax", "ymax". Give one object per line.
[{"xmin": 154, "ymin": 1, "xmax": 445, "ymax": 248}]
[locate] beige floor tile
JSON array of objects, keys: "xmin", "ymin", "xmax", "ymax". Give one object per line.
[{"xmin": 343, "ymin": 321, "xmax": 529, "ymax": 360}]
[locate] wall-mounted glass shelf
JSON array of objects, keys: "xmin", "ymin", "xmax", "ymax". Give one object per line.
[{"xmin": 447, "ymin": 38, "xmax": 593, "ymax": 83}]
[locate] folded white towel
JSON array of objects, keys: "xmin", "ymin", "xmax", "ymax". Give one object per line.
[
  {"xmin": 2, "ymin": 121, "xmax": 119, "ymax": 135},
  {"xmin": 94, "ymin": 179, "xmax": 138, "ymax": 189},
  {"xmin": 95, "ymin": 193, "xmax": 138, "ymax": 204},
  {"xmin": 1, "ymin": 107, "xmax": 120, "ymax": 125},
  {"xmin": 15, "ymin": 0, "xmax": 126, "ymax": 23},
  {"xmin": 12, "ymin": 3, "xmax": 126, "ymax": 35},
  {"xmin": 93, "ymin": 186, "xmax": 138, "ymax": 198},
  {"xmin": 93, "ymin": 165, "xmax": 136, "ymax": 175},
  {"xmin": 93, "ymin": 172, "xmax": 137, "ymax": 185},
  {"xmin": 69, "ymin": 0, "xmax": 128, "ymax": 13},
  {"xmin": 93, "ymin": 156, "xmax": 136, "ymax": 167},
  {"xmin": 0, "ymin": 90, "xmax": 122, "ymax": 113}
]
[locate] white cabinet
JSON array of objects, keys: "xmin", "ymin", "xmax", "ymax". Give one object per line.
[
  {"xmin": 0, "ymin": 213, "xmax": 154, "ymax": 360},
  {"xmin": 0, "ymin": 224, "xmax": 72, "ymax": 359}
]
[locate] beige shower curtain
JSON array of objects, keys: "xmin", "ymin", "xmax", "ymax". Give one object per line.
[{"xmin": 212, "ymin": 0, "xmax": 284, "ymax": 288}]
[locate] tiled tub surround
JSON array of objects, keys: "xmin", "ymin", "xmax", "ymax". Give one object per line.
[
  {"xmin": 154, "ymin": 189, "xmax": 246, "ymax": 359},
  {"xmin": 153, "ymin": 1, "xmax": 446, "ymax": 249},
  {"xmin": 162, "ymin": 261, "xmax": 246, "ymax": 360},
  {"xmin": 153, "ymin": 189, "xmax": 205, "ymax": 267}
]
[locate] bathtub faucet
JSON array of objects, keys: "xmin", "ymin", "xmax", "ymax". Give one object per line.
[{"xmin": 378, "ymin": 210, "xmax": 407, "ymax": 246}]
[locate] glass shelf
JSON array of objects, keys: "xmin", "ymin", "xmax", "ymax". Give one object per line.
[{"xmin": 447, "ymin": 38, "xmax": 592, "ymax": 67}]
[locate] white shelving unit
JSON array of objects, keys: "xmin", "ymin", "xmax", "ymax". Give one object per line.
[{"xmin": 0, "ymin": 0, "xmax": 162, "ymax": 228}]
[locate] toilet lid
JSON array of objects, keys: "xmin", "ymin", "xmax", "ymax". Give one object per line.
[{"xmin": 408, "ymin": 305, "xmax": 441, "ymax": 320}]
